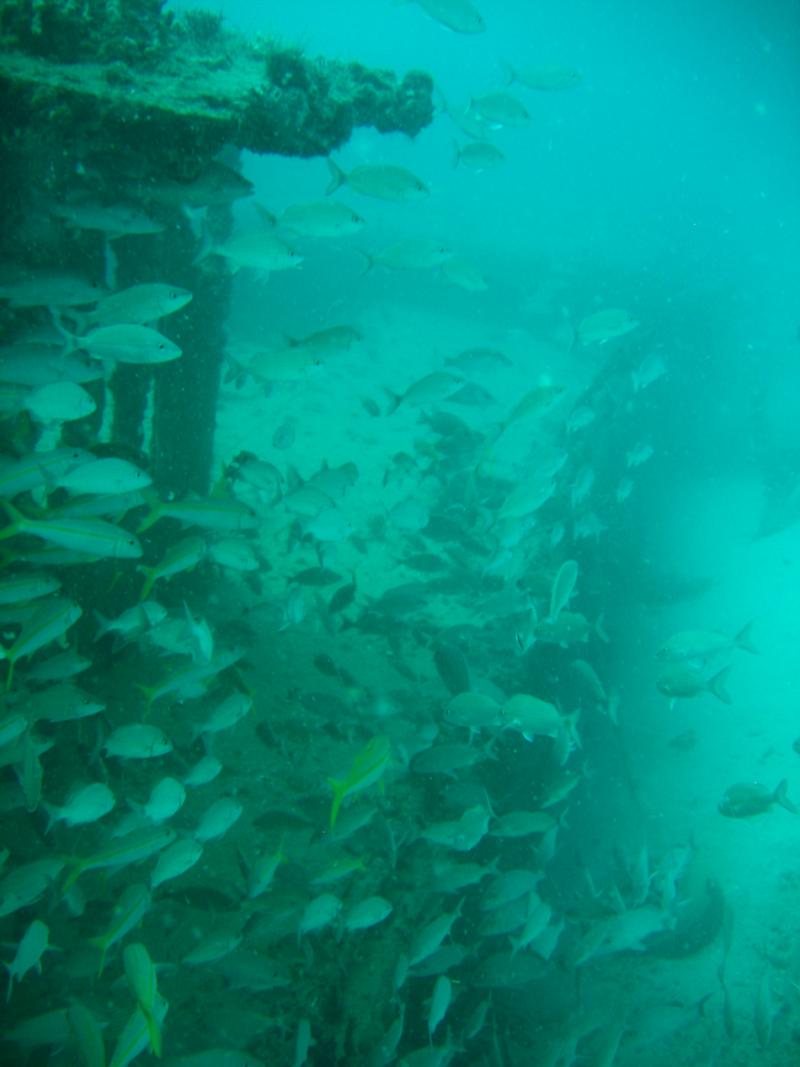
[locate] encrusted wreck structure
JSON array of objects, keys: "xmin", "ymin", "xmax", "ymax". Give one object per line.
[{"xmin": 0, "ymin": 0, "xmax": 434, "ymax": 493}]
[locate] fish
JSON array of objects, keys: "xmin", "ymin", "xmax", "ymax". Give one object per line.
[
  {"xmin": 0, "ymin": 712, "xmax": 27, "ymax": 748},
  {"xmin": 136, "ymin": 777, "xmax": 186, "ymax": 824},
  {"xmin": 49, "ymin": 200, "xmax": 163, "ymax": 237},
  {"xmin": 411, "ymin": 742, "xmax": 489, "ymax": 776},
  {"xmin": 313, "ymin": 653, "xmax": 339, "ymax": 678},
  {"xmin": 408, "ymin": 899, "xmax": 464, "ymax": 966},
  {"xmin": 490, "ymin": 810, "xmax": 557, "ymax": 838},
  {"xmin": 44, "ymin": 782, "xmax": 115, "ymax": 832},
  {"xmin": 15, "ymin": 731, "xmax": 43, "ymax": 812},
  {"xmin": 566, "ymin": 404, "xmax": 596, "ymax": 434},
  {"xmin": 84, "ymin": 283, "xmax": 193, "ymax": 327},
  {"xmin": 272, "ymin": 417, "xmax": 296, "ymax": 450},
  {"xmin": 535, "ymin": 610, "xmax": 594, "ymax": 646},
  {"xmin": 574, "ymin": 905, "xmax": 668, "ymax": 965},
  {"xmin": 656, "ymin": 664, "xmax": 732, "ymax": 704},
  {"xmin": 478, "ymin": 895, "xmax": 530, "ymax": 938},
  {"xmin": 470, "ymin": 91, "xmax": 529, "ymax": 127},
  {"xmin": 454, "ymin": 140, "xmax": 504, "ymax": 172},
  {"xmin": 326, "ymin": 159, "xmax": 429, "ymax": 202},
  {"xmin": 401, "ymin": 0, "xmax": 486, "ymax": 34},
  {"xmin": 433, "ymin": 857, "xmax": 498, "ymax": 894},
  {"xmin": 386, "ymin": 371, "xmax": 464, "ymax": 412},
  {"xmin": 123, "ymin": 942, "xmax": 165, "ymax": 1057},
  {"xmin": 194, "ymin": 797, "xmax": 243, "ymax": 842},
  {"xmin": 0, "ymin": 572, "xmax": 60, "ymax": 605},
  {"xmin": 463, "ymin": 997, "xmax": 491, "ymax": 1041},
  {"xmin": 4, "ymin": 919, "xmax": 50, "ymax": 1001},
  {"xmin": 433, "ymin": 643, "xmax": 471, "ymax": 695},
  {"xmin": 311, "ymin": 853, "xmax": 365, "ymax": 887},
  {"xmin": 481, "ymin": 869, "xmax": 541, "ymax": 912},
  {"xmin": 88, "ymin": 882, "xmax": 152, "ymax": 975},
  {"xmin": 0, "ymin": 446, "xmax": 92, "ymax": 499},
  {"xmin": 24, "ymin": 381, "xmax": 96, "ymax": 424},
  {"xmin": 445, "ymin": 346, "xmax": 511, "ymax": 375},
  {"xmin": 0, "ymin": 858, "xmax": 64, "ymax": 917},
  {"xmin": 441, "ymin": 256, "xmax": 488, "ymax": 292},
  {"xmin": 571, "ymin": 659, "xmax": 608, "ymax": 709},
  {"xmin": 299, "ymin": 893, "xmax": 342, "ymax": 936},
  {"xmin": 718, "ymin": 779, "xmax": 797, "ymax": 818},
  {"xmin": 0, "ymin": 381, "xmax": 32, "ymax": 419},
  {"xmin": 469, "ymin": 947, "xmax": 550, "ymax": 985},
  {"xmin": 193, "ymin": 691, "xmax": 252, "ymax": 739},
  {"xmin": 150, "ymin": 838, "xmax": 203, "ymax": 889},
  {"xmin": 247, "ymin": 344, "xmax": 327, "ymax": 383},
  {"xmin": 428, "ymin": 975, "xmax": 452, "ymax": 1040},
  {"xmin": 67, "ymin": 1003, "xmax": 106, "ymax": 1066},
  {"xmin": 130, "ymin": 160, "xmax": 254, "ymax": 208},
  {"xmin": 138, "ymin": 535, "xmax": 206, "ymax": 599},
  {"xmin": 626, "ymin": 441, "xmax": 654, "ymax": 468},
  {"xmin": 0, "ymin": 343, "xmax": 102, "ymax": 388},
  {"xmin": 277, "ymin": 200, "xmax": 365, "ymax": 237},
  {"xmin": 374, "ymin": 1005, "xmax": 406, "ymax": 1067},
  {"xmin": 50, "ymin": 489, "xmax": 147, "ymax": 521},
  {"xmin": 292, "ymin": 326, "xmax": 363, "ymax": 360},
  {"xmin": 577, "ymin": 307, "xmax": 639, "ymax": 346},
  {"xmin": 292, "ymin": 566, "xmax": 342, "ymax": 587},
  {"xmin": 570, "ymin": 465, "xmax": 595, "ymax": 509},
  {"xmin": 328, "ymin": 736, "xmax": 391, "ymax": 828},
  {"xmin": 183, "ymin": 928, "xmax": 243, "ymax": 965},
  {"xmin": 182, "ymin": 755, "xmax": 222, "ymax": 789},
  {"xmin": 303, "ymin": 506, "xmax": 353, "ymax": 543},
  {"xmin": 343, "ymin": 895, "xmax": 393, "ymax": 932},
  {"xmin": 207, "ymin": 537, "xmax": 258, "ymax": 571},
  {"xmin": 226, "ymin": 451, "xmax": 282, "ymax": 503},
  {"xmin": 509, "ymin": 64, "xmax": 582, "ymax": 90},
  {"xmin": 182, "ymin": 600, "xmax": 214, "ymax": 663},
  {"xmin": 366, "ymin": 239, "xmax": 454, "ymax": 272},
  {"xmin": 63, "ymin": 825, "xmax": 177, "ymax": 889},
  {"xmin": 95, "ymin": 600, "xmax": 166, "ymax": 641},
  {"xmin": 509, "ymin": 896, "xmax": 553, "ymax": 957},
  {"xmin": 201, "ymin": 230, "xmax": 303, "ymax": 273},
  {"xmin": 500, "ymin": 693, "xmax": 563, "ymax": 741},
  {"xmin": 240, "ymin": 837, "xmax": 286, "ymax": 900},
  {"xmin": 4, "ymin": 1007, "xmax": 71, "ymax": 1049},
  {"xmin": 107, "ymin": 994, "xmax": 168, "ymax": 1067},
  {"xmin": 548, "ymin": 559, "xmax": 578, "ymax": 622},
  {"xmin": 421, "ymin": 805, "xmax": 491, "ymax": 851},
  {"xmin": 138, "ymin": 493, "xmax": 257, "ymax": 533},
  {"xmin": 495, "ymin": 382, "xmax": 565, "ymax": 437},
  {"xmin": 656, "ymin": 622, "xmax": 757, "ymax": 664},
  {"xmin": 103, "ymin": 724, "xmax": 173, "ymax": 760},
  {"xmin": 57, "ymin": 457, "xmax": 152, "ymax": 496},
  {"xmin": 67, "ymin": 323, "xmax": 182, "ymax": 364},
  {"xmin": 631, "ymin": 351, "xmax": 667, "ymax": 392},
  {"xmin": 138, "ymin": 647, "xmax": 243, "ymax": 705},
  {"xmin": 294, "ymin": 1018, "xmax": 316, "ymax": 1067},
  {"xmin": 0, "ymin": 271, "xmax": 105, "ymax": 308},
  {"xmin": 0, "ymin": 597, "xmax": 83, "ymax": 689},
  {"xmin": 754, "ymin": 968, "xmax": 776, "ymax": 1049}
]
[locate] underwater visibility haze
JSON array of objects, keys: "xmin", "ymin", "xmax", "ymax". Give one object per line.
[{"xmin": 0, "ymin": 0, "xmax": 799, "ymax": 1064}]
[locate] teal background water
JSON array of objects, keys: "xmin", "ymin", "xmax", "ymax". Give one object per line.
[{"xmin": 2, "ymin": 0, "xmax": 800, "ymax": 1063}]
